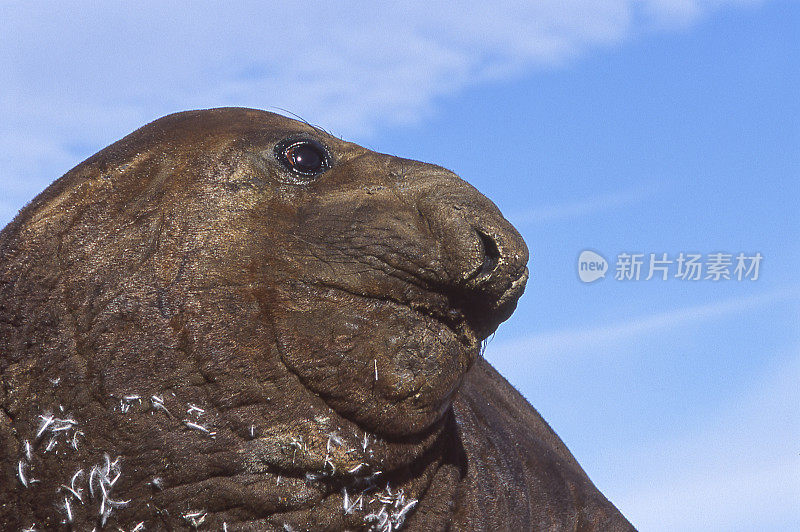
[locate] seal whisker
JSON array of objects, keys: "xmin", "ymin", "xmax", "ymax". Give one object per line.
[
  {"xmin": 62, "ymin": 497, "xmax": 73, "ymax": 524},
  {"xmin": 35, "ymin": 413, "xmax": 55, "ymax": 439},
  {"xmin": 182, "ymin": 509, "xmax": 207, "ymax": 528},
  {"xmin": 18, "ymin": 460, "xmax": 29, "ymax": 488},
  {"xmin": 60, "ymin": 483, "xmax": 83, "ymax": 503},
  {"xmin": 270, "ymin": 107, "xmax": 331, "ymax": 137},
  {"xmin": 187, "ymin": 404, "xmax": 205, "ymax": 416},
  {"xmin": 71, "ymin": 430, "xmax": 84, "ymax": 450},
  {"xmin": 183, "ymin": 419, "xmax": 216, "ymax": 437},
  {"xmin": 150, "ymin": 395, "xmax": 172, "ymax": 417}
]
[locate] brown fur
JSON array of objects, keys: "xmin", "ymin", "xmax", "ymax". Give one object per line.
[{"xmin": 0, "ymin": 108, "xmax": 634, "ymax": 530}]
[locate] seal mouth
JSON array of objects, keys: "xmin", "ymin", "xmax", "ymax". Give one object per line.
[
  {"xmin": 448, "ymin": 266, "xmax": 529, "ymax": 340},
  {"xmin": 309, "ymin": 280, "xmax": 480, "ymax": 350},
  {"xmin": 309, "ymin": 266, "xmax": 528, "ymax": 346},
  {"xmin": 496, "ymin": 267, "xmax": 529, "ymax": 309}
]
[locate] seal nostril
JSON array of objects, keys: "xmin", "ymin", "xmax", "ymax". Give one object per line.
[{"xmin": 476, "ymin": 230, "xmax": 500, "ymax": 277}]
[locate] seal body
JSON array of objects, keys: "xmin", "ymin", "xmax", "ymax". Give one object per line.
[{"xmin": 0, "ymin": 108, "xmax": 634, "ymax": 530}]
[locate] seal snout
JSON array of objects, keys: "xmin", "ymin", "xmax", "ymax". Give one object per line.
[
  {"xmin": 458, "ymin": 223, "xmax": 529, "ymax": 339},
  {"xmin": 458, "ymin": 210, "xmax": 528, "ymax": 297},
  {"xmin": 398, "ymin": 162, "xmax": 529, "ymax": 340}
]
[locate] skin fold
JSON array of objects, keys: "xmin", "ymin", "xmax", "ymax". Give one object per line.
[{"xmin": 0, "ymin": 108, "xmax": 635, "ymax": 531}]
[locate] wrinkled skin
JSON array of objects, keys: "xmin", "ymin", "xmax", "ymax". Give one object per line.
[{"xmin": 0, "ymin": 108, "xmax": 634, "ymax": 530}]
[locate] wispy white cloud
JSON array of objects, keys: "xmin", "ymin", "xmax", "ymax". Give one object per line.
[
  {"xmin": 0, "ymin": 0, "xmax": 766, "ymax": 226},
  {"xmin": 487, "ymin": 286, "xmax": 799, "ymax": 365},
  {"xmin": 614, "ymin": 346, "xmax": 800, "ymax": 531},
  {"xmin": 644, "ymin": 0, "xmax": 764, "ymax": 28},
  {"xmin": 487, "ymin": 285, "xmax": 798, "ymax": 528},
  {"xmin": 486, "ymin": 290, "xmax": 798, "ymax": 530},
  {"xmin": 506, "ymin": 186, "xmax": 656, "ymax": 225}
]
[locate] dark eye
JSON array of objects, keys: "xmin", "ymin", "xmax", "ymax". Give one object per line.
[{"xmin": 275, "ymin": 139, "xmax": 330, "ymax": 179}]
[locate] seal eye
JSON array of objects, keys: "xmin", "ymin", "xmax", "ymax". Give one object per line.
[{"xmin": 276, "ymin": 139, "xmax": 330, "ymax": 179}]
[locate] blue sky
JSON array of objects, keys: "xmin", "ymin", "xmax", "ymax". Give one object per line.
[{"xmin": 2, "ymin": 1, "xmax": 798, "ymax": 530}]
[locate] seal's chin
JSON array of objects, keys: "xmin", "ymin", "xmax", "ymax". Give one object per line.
[
  {"xmin": 271, "ymin": 267, "xmax": 527, "ymax": 438},
  {"xmin": 271, "ymin": 286, "xmax": 477, "ymax": 437}
]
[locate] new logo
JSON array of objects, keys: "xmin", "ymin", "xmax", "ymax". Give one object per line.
[{"xmin": 578, "ymin": 250, "xmax": 608, "ymax": 283}]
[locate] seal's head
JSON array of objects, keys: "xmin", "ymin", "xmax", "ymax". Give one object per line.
[
  {"xmin": 248, "ymin": 115, "xmax": 530, "ymax": 436},
  {"xmin": 0, "ymin": 108, "xmax": 527, "ymax": 529}
]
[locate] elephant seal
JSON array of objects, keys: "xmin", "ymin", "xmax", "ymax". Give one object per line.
[{"xmin": 0, "ymin": 108, "xmax": 634, "ymax": 530}]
